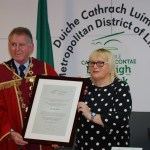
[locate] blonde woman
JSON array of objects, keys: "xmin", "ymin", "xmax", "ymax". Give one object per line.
[{"xmin": 75, "ymin": 48, "xmax": 132, "ymax": 150}]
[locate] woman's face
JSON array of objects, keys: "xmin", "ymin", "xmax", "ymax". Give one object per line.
[{"xmin": 88, "ymin": 56, "xmax": 110, "ymax": 81}]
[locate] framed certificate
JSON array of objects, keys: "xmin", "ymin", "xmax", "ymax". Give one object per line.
[{"xmin": 23, "ymin": 75, "xmax": 85, "ymax": 146}]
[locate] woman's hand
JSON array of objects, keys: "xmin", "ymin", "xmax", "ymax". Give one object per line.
[
  {"xmin": 78, "ymin": 102, "xmax": 91, "ymax": 120},
  {"xmin": 84, "ymin": 86, "xmax": 88, "ymax": 95}
]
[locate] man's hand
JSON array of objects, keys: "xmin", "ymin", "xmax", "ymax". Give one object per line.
[{"xmin": 10, "ymin": 131, "xmax": 28, "ymax": 146}]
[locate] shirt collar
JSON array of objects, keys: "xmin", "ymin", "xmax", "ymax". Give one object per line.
[{"xmin": 14, "ymin": 60, "xmax": 29, "ymax": 69}]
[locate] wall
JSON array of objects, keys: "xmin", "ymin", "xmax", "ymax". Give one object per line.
[{"xmin": 0, "ymin": 0, "xmax": 37, "ymax": 61}]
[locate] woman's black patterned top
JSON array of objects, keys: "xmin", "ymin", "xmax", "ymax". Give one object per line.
[{"xmin": 75, "ymin": 78, "xmax": 132, "ymax": 150}]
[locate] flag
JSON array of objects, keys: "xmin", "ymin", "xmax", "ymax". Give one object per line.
[{"xmin": 36, "ymin": 0, "xmax": 54, "ymax": 68}]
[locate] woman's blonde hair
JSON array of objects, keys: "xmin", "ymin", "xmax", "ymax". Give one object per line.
[{"xmin": 89, "ymin": 48, "xmax": 118, "ymax": 81}]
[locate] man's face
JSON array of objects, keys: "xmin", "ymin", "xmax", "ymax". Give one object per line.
[{"xmin": 8, "ymin": 34, "xmax": 34, "ymax": 64}]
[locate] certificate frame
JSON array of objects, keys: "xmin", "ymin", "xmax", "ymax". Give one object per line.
[{"xmin": 23, "ymin": 75, "xmax": 85, "ymax": 146}]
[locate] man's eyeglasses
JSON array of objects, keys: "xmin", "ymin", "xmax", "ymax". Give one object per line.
[{"xmin": 87, "ymin": 61, "xmax": 108, "ymax": 68}]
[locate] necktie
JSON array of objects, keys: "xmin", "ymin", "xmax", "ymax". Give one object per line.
[{"xmin": 19, "ymin": 65, "xmax": 26, "ymax": 78}]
